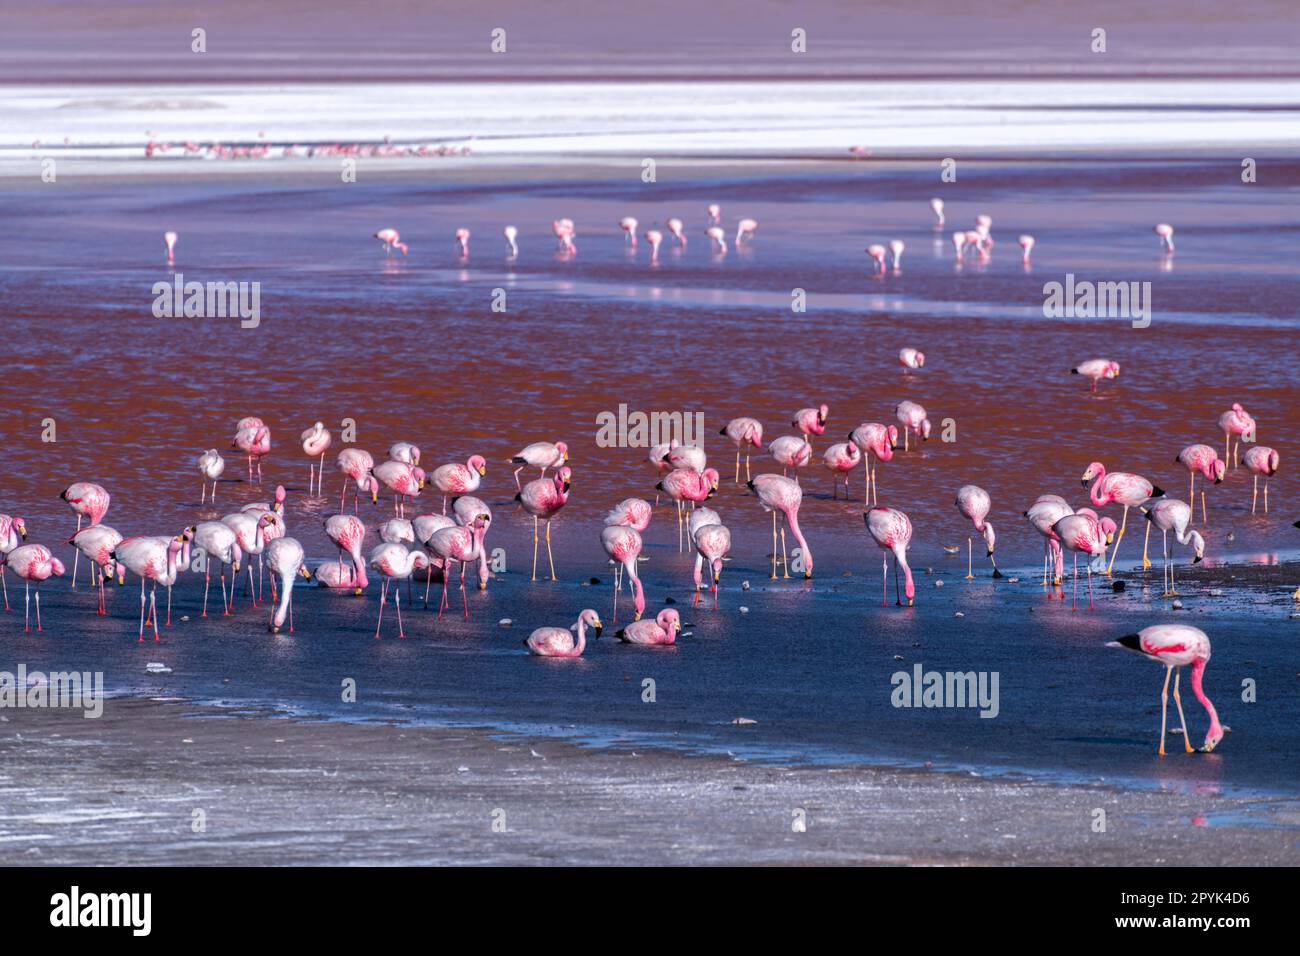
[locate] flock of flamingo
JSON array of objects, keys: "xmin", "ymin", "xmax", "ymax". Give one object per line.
[{"xmin": 2, "ymin": 202, "xmax": 1290, "ymax": 757}]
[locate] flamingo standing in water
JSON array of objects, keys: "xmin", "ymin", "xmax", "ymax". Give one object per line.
[
  {"xmin": 321, "ymin": 514, "xmax": 369, "ymax": 593},
  {"xmin": 929, "ymin": 198, "xmax": 944, "ymax": 226},
  {"xmin": 337, "ymin": 448, "xmax": 379, "ymax": 512},
  {"xmin": 645, "ymin": 229, "xmax": 663, "ymax": 262},
  {"xmin": 603, "ymin": 497, "xmax": 651, "ymax": 607},
  {"xmin": 389, "ymin": 442, "xmax": 421, "ymax": 468},
  {"xmin": 232, "ymin": 417, "xmax": 271, "ymax": 483},
  {"xmin": 1053, "ymin": 512, "xmax": 1109, "ymax": 610},
  {"xmin": 430, "ymin": 456, "xmax": 486, "ymax": 513},
  {"xmin": 266, "ymin": 537, "xmax": 311, "ymax": 634},
  {"xmin": 374, "ymin": 228, "xmax": 408, "ymax": 255},
  {"xmin": 1143, "ymin": 498, "xmax": 1204, "ymax": 596},
  {"xmin": 0, "ymin": 514, "xmax": 28, "ymax": 611},
  {"xmin": 413, "ymin": 513, "xmax": 456, "ymax": 607},
  {"xmin": 705, "ymin": 226, "xmax": 727, "ymax": 254},
  {"xmin": 691, "ymin": 513, "xmax": 732, "ymax": 608},
  {"xmin": 223, "ymin": 510, "xmax": 282, "ymax": 606},
  {"xmin": 1107, "ymin": 624, "xmax": 1224, "ymax": 755},
  {"xmin": 300, "ymin": 422, "xmax": 332, "ymax": 496},
  {"xmin": 888, "ymin": 239, "xmax": 904, "ymax": 271},
  {"xmin": 69, "ymin": 524, "xmax": 123, "ymax": 615},
  {"xmin": 1024, "ymin": 495, "xmax": 1073, "ymax": 588},
  {"xmin": 6, "ymin": 545, "xmax": 64, "ymax": 632},
  {"xmin": 524, "ymin": 609, "xmax": 602, "ymax": 657},
  {"xmin": 706, "ymin": 203, "xmax": 721, "ymax": 225},
  {"xmin": 193, "ymin": 520, "xmax": 242, "ymax": 617},
  {"xmin": 374, "ymin": 460, "xmax": 424, "ymax": 517},
  {"xmin": 648, "ymin": 441, "xmax": 676, "ymax": 502},
  {"xmin": 792, "ymin": 404, "xmax": 828, "ymax": 450},
  {"xmin": 1154, "ymin": 223, "xmax": 1175, "ymax": 254},
  {"xmin": 164, "ymin": 230, "xmax": 178, "ymax": 264},
  {"xmin": 511, "ymin": 441, "xmax": 568, "ymax": 490},
  {"xmin": 503, "ymin": 225, "xmax": 519, "ymax": 258},
  {"xmin": 619, "ymin": 217, "xmax": 638, "ymax": 247},
  {"xmin": 955, "ymin": 485, "xmax": 1000, "ymax": 578},
  {"xmin": 369, "ymin": 543, "xmax": 429, "ymax": 639},
  {"xmin": 428, "ymin": 513, "xmax": 491, "ymax": 620},
  {"xmin": 866, "ymin": 244, "xmax": 887, "ymax": 274},
  {"xmin": 552, "ymin": 219, "xmax": 576, "ymax": 254},
  {"xmin": 1082, "ymin": 462, "xmax": 1162, "ymax": 575},
  {"xmin": 60, "ymin": 482, "xmax": 109, "ymax": 589},
  {"xmin": 455, "ymin": 227, "xmax": 471, "ymax": 257},
  {"xmin": 823, "ymin": 442, "xmax": 861, "ymax": 499},
  {"xmin": 848, "ymin": 423, "xmax": 897, "ymax": 506},
  {"xmin": 657, "ymin": 468, "xmax": 719, "ymax": 551},
  {"xmin": 1242, "ymin": 446, "xmax": 1280, "ymax": 514},
  {"xmin": 601, "ymin": 525, "xmax": 644, "ymax": 623},
  {"xmin": 517, "ymin": 467, "xmax": 571, "ymax": 581},
  {"xmin": 769, "ymin": 435, "xmax": 813, "ymax": 480},
  {"xmin": 663, "ymin": 444, "xmax": 706, "ymax": 473},
  {"xmin": 895, "ymin": 401, "xmax": 930, "ymax": 450},
  {"xmin": 1218, "ymin": 404, "xmax": 1255, "ymax": 468},
  {"xmin": 667, "ymin": 218, "xmax": 686, "ymax": 248},
  {"xmin": 721, "ymin": 417, "xmax": 763, "ymax": 483},
  {"xmin": 1176, "ymin": 444, "xmax": 1224, "ymax": 525},
  {"xmin": 899, "ymin": 348, "xmax": 924, "ymax": 371},
  {"xmin": 198, "ymin": 449, "xmax": 225, "ymax": 504},
  {"xmin": 864, "ymin": 507, "xmax": 914, "ymax": 607},
  {"xmin": 617, "ymin": 607, "xmax": 682, "ymax": 645},
  {"xmin": 111, "ymin": 534, "xmax": 187, "ymax": 640},
  {"xmin": 1072, "ymin": 359, "xmax": 1121, "ymax": 394},
  {"xmin": 750, "ymin": 474, "xmax": 811, "ymax": 579},
  {"xmin": 1019, "ymin": 235, "xmax": 1035, "ymax": 262},
  {"xmin": 736, "ymin": 218, "xmax": 757, "ymax": 244}
]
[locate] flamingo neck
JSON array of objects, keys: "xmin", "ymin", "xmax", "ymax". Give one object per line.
[
  {"xmin": 786, "ymin": 510, "xmax": 812, "ymax": 574},
  {"xmin": 573, "ymin": 618, "xmax": 588, "ymax": 654},
  {"xmin": 273, "ymin": 571, "xmax": 293, "ymax": 627},
  {"xmin": 1190, "ymin": 660, "xmax": 1221, "ymax": 735},
  {"xmin": 895, "ymin": 543, "xmax": 915, "ymax": 601}
]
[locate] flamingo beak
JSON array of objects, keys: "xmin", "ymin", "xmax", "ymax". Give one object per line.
[
  {"xmin": 19, "ymin": 528, "xmax": 26, "ymax": 539},
  {"xmin": 354, "ymin": 587, "xmax": 363, "ymax": 596},
  {"xmin": 478, "ymin": 466, "xmax": 487, "ymax": 476},
  {"xmin": 299, "ymin": 566, "xmax": 313, "ymax": 580}
]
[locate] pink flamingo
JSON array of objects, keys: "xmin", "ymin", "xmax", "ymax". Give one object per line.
[
  {"xmin": 504, "ymin": 225, "xmax": 519, "ymax": 258},
  {"xmin": 955, "ymin": 485, "xmax": 1000, "ymax": 578},
  {"xmin": 749, "ymin": 474, "xmax": 811, "ymax": 579},
  {"xmin": 232, "ymin": 418, "xmax": 271, "ymax": 483},
  {"xmin": 455, "ymin": 227, "xmax": 471, "ymax": 257},
  {"xmin": 1107, "ymin": 624, "xmax": 1223, "ymax": 755},
  {"xmin": 300, "ymin": 422, "xmax": 332, "ymax": 496},
  {"xmin": 706, "ymin": 203, "xmax": 721, "ymax": 225},
  {"xmin": 193, "ymin": 520, "xmax": 242, "ymax": 616},
  {"xmin": 430, "ymin": 456, "xmax": 486, "ymax": 513},
  {"xmin": 1024, "ymin": 495, "xmax": 1073, "ymax": 588},
  {"xmin": 603, "ymin": 498, "xmax": 651, "ymax": 603},
  {"xmin": 0, "ymin": 514, "xmax": 28, "ymax": 611},
  {"xmin": 223, "ymin": 510, "xmax": 282, "ymax": 606},
  {"xmin": 112, "ymin": 535, "xmax": 186, "ymax": 641},
  {"xmin": 516, "ymin": 467, "xmax": 571, "ymax": 581},
  {"xmin": 617, "ymin": 607, "xmax": 682, "ymax": 646},
  {"xmin": 511, "ymin": 441, "xmax": 567, "ymax": 490},
  {"xmin": 601, "ymin": 525, "xmax": 644, "ymax": 623},
  {"xmin": 60, "ymin": 482, "xmax": 110, "ymax": 588},
  {"xmin": 374, "ymin": 228, "xmax": 408, "ymax": 255},
  {"xmin": 823, "ymin": 441, "xmax": 861, "ymax": 499},
  {"xmin": 266, "ymin": 536, "xmax": 311, "ymax": 634},
  {"xmin": 1218, "ymin": 403, "xmax": 1256, "ymax": 469},
  {"xmin": 7, "ymin": 545, "xmax": 64, "ymax": 632},
  {"xmin": 894, "ymin": 401, "xmax": 930, "ymax": 450},
  {"xmin": 1082, "ymin": 462, "xmax": 1163, "ymax": 574},
  {"xmin": 705, "ymin": 226, "xmax": 727, "ymax": 254},
  {"xmin": 368, "ymin": 543, "xmax": 429, "ymax": 639},
  {"xmin": 929, "ymin": 198, "xmax": 944, "ymax": 226},
  {"xmin": 667, "ymin": 218, "xmax": 686, "ymax": 248},
  {"xmin": 692, "ymin": 517, "xmax": 732, "ymax": 608},
  {"xmin": 313, "ymin": 561, "xmax": 364, "ymax": 589},
  {"xmin": 899, "ymin": 348, "xmax": 924, "ymax": 371},
  {"xmin": 866, "ymin": 244, "xmax": 887, "ymax": 274},
  {"xmin": 413, "ymin": 513, "xmax": 456, "ymax": 607},
  {"xmin": 889, "ymin": 239, "xmax": 904, "ymax": 271},
  {"xmin": 1053, "ymin": 512, "xmax": 1109, "ymax": 610},
  {"xmin": 164, "ymin": 230, "xmax": 178, "ymax": 264},
  {"xmin": 452, "ymin": 494, "xmax": 494, "ymax": 594},
  {"xmin": 721, "ymin": 417, "xmax": 763, "ymax": 484},
  {"xmin": 663, "ymin": 444, "xmax": 706, "ymax": 473},
  {"xmin": 736, "ymin": 218, "xmax": 758, "ymax": 244},
  {"xmin": 645, "ymin": 229, "xmax": 663, "ymax": 262},
  {"xmin": 69, "ymin": 524, "xmax": 123, "ymax": 615},
  {"xmin": 389, "ymin": 442, "xmax": 421, "ymax": 467},
  {"xmin": 525, "ymin": 609, "xmax": 602, "ymax": 657},
  {"xmin": 848, "ymin": 423, "xmax": 897, "ymax": 506},
  {"xmin": 864, "ymin": 507, "xmax": 914, "ymax": 607},
  {"xmin": 1143, "ymin": 498, "xmax": 1204, "ymax": 596},
  {"xmin": 198, "ymin": 449, "xmax": 225, "ymax": 504},
  {"xmin": 1154, "ymin": 223, "xmax": 1175, "ymax": 254},
  {"xmin": 552, "ymin": 219, "xmax": 576, "ymax": 254},
  {"xmin": 1018, "ymin": 235, "xmax": 1035, "ymax": 262},
  {"xmin": 648, "ymin": 441, "xmax": 676, "ymax": 503},
  {"xmin": 1176, "ymin": 444, "xmax": 1225, "ymax": 525},
  {"xmin": 374, "ymin": 460, "xmax": 424, "ymax": 517},
  {"xmin": 1072, "ymin": 359, "xmax": 1121, "ymax": 393},
  {"xmin": 1242, "ymin": 446, "xmax": 1280, "ymax": 514},
  {"xmin": 769, "ymin": 435, "xmax": 812, "ymax": 479},
  {"xmin": 657, "ymin": 467, "xmax": 719, "ymax": 551},
  {"xmin": 428, "ymin": 512, "xmax": 491, "ymax": 620},
  {"xmin": 337, "ymin": 449, "xmax": 379, "ymax": 511},
  {"xmin": 792, "ymin": 404, "xmax": 828, "ymax": 448},
  {"xmin": 619, "ymin": 217, "xmax": 638, "ymax": 247}
]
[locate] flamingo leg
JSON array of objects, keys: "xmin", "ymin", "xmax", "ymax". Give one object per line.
[
  {"xmin": 734, "ymin": 449, "xmax": 740, "ymax": 485},
  {"xmin": 289, "ymin": 587, "xmax": 295, "ymax": 633},
  {"xmin": 779, "ymin": 520, "xmax": 789, "ymax": 579},
  {"xmin": 545, "ymin": 521, "xmax": 557, "ymax": 581},
  {"xmin": 893, "ymin": 555, "xmax": 902, "ymax": 606},
  {"xmin": 966, "ymin": 538, "xmax": 974, "ymax": 580},
  {"xmin": 461, "ymin": 561, "xmax": 469, "ymax": 619},
  {"xmin": 1251, "ymin": 474, "xmax": 1258, "ymax": 515},
  {"xmin": 34, "ymin": 583, "xmax": 42, "ymax": 631},
  {"xmin": 1159, "ymin": 666, "xmax": 1172, "ymax": 756},
  {"xmin": 531, "ymin": 515, "xmax": 540, "ymax": 582},
  {"xmin": 1106, "ymin": 506, "xmax": 1129, "ymax": 575},
  {"xmin": 1071, "ymin": 553, "xmax": 1078, "ymax": 611},
  {"xmin": 220, "ymin": 565, "xmax": 229, "ymax": 616},
  {"xmin": 745, "ymin": 451, "xmax": 752, "ymax": 482},
  {"xmin": 166, "ymin": 583, "xmax": 173, "ymax": 627},
  {"xmin": 149, "ymin": 584, "xmax": 159, "ymax": 642},
  {"xmin": 23, "ymin": 579, "xmax": 30, "ymax": 632},
  {"xmin": 1201, "ymin": 488, "xmax": 1207, "ymax": 526},
  {"xmin": 424, "ymin": 560, "xmax": 434, "ymax": 608},
  {"xmin": 137, "ymin": 578, "xmax": 146, "ymax": 641},
  {"xmin": 395, "ymin": 582, "xmax": 405, "ymax": 638},
  {"xmin": 1086, "ymin": 561, "xmax": 1094, "ymax": 610},
  {"xmin": 439, "ymin": 563, "xmax": 450, "ymax": 620},
  {"xmin": 881, "ymin": 554, "xmax": 888, "ymax": 607},
  {"xmin": 770, "ymin": 511, "xmax": 778, "ymax": 579},
  {"xmin": 1, "ymin": 567, "xmax": 8, "ymax": 611},
  {"xmin": 202, "ymin": 566, "xmax": 211, "ymax": 618},
  {"xmin": 1264, "ymin": 478, "xmax": 1269, "ymax": 513},
  {"xmin": 1172, "ymin": 669, "xmax": 1194, "ymax": 753},
  {"xmin": 1141, "ymin": 517, "xmax": 1152, "ymax": 571},
  {"xmin": 71, "ymin": 514, "xmax": 83, "ymax": 588},
  {"xmin": 375, "ymin": 578, "xmax": 387, "ymax": 639}
]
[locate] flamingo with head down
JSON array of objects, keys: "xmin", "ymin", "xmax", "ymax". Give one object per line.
[
  {"xmin": 657, "ymin": 467, "xmax": 719, "ymax": 551},
  {"xmin": 1071, "ymin": 359, "xmax": 1120, "ymax": 394},
  {"xmin": 1108, "ymin": 624, "xmax": 1224, "ymax": 756},
  {"xmin": 691, "ymin": 512, "xmax": 731, "ymax": 608},
  {"xmin": 955, "ymin": 485, "xmax": 1000, "ymax": 578},
  {"xmin": 865, "ymin": 507, "xmax": 914, "ymax": 607},
  {"xmin": 1143, "ymin": 498, "xmax": 1204, "ymax": 597},
  {"xmin": 822, "ymin": 442, "xmax": 861, "ymax": 499},
  {"xmin": 1218, "ymin": 403, "xmax": 1255, "ymax": 468},
  {"xmin": 266, "ymin": 537, "xmax": 312, "ymax": 634},
  {"xmin": 750, "ymin": 474, "xmax": 811, "ymax": 580},
  {"xmin": 7, "ymin": 544, "xmax": 65, "ymax": 632},
  {"xmin": 337, "ymin": 448, "xmax": 379, "ymax": 512},
  {"xmin": 0, "ymin": 514, "xmax": 28, "ymax": 611},
  {"xmin": 1053, "ymin": 512, "xmax": 1109, "ymax": 610},
  {"xmin": 232, "ymin": 418, "xmax": 271, "ymax": 484},
  {"xmin": 369, "ymin": 543, "xmax": 429, "ymax": 639},
  {"xmin": 60, "ymin": 481, "xmax": 109, "ymax": 588},
  {"xmin": 895, "ymin": 401, "xmax": 930, "ymax": 451},
  {"xmin": 792, "ymin": 405, "xmax": 828, "ymax": 450}
]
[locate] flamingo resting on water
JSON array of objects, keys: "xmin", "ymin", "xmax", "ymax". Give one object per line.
[
  {"xmin": 955, "ymin": 485, "xmax": 1000, "ymax": 578},
  {"xmin": 525, "ymin": 609, "xmax": 602, "ymax": 657},
  {"xmin": 750, "ymin": 474, "xmax": 811, "ymax": 580},
  {"xmin": 1107, "ymin": 624, "xmax": 1224, "ymax": 756},
  {"xmin": 617, "ymin": 608, "xmax": 681, "ymax": 645},
  {"xmin": 1142, "ymin": 498, "xmax": 1204, "ymax": 597}
]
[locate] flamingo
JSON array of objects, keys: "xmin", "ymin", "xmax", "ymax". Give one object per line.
[
  {"xmin": 374, "ymin": 460, "xmax": 424, "ymax": 517},
  {"xmin": 822, "ymin": 441, "xmax": 861, "ymax": 499},
  {"xmin": 413, "ymin": 513, "xmax": 457, "ymax": 606},
  {"xmin": 1154, "ymin": 223, "xmax": 1175, "ymax": 254},
  {"xmin": 504, "ymin": 225, "xmax": 519, "ymax": 258},
  {"xmin": 428, "ymin": 512, "xmax": 491, "ymax": 620},
  {"xmin": 0, "ymin": 514, "xmax": 27, "ymax": 611},
  {"xmin": 706, "ymin": 203, "xmax": 721, "ymax": 225},
  {"xmin": 1071, "ymin": 359, "xmax": 1121, "ymax": 393},
  {"xmin": 692, "ymin": 516, "xmax": 731, "ymax": 608},
  {"xmin": 455, "ymin": 227, "xmax": 471, "ymax": 257},
  {"xmin": 792, "ymin": 404, "xmax": 828, "ymax": 450},
  {"xmin": 749, "ymin": 474, "xmax": 811, "ymax": 579},
  {"xmin": 6, "ymin": 545, "xmax": 64, "ymax": 632},
  {"xmin": 1053, "ymin": 512, "xmax": 1109, "ymax": 610},
  {"xmin": 241, "ymin": 485, "xmax": 286, "ymax": 519},
  {"xmin": 1082, "ymin": 462, "xmax": 1163, "ymax": 574},
  {"xmin": 720, "ymin": 417, "xmax": 763, "ymax": 483},
  {"xmin": 321, "ymin": 514, "xmax": 369, "ymax": 594},
  {"xmin": 1107, "ymin": 625, "xmax": 1224, "ymax": 755},
  {"xmin": 266, "ymin": 537, "xmax": 312, "ymax": 634},
  {"xmin": 894, "ymin": 401, "xmax": 930, "ymax": 450},
  {"xmin": 864, "ymin": 507, "xmax": 914, "ymax": 607},
  {"xmin": 69, "ymin": 524, "xmax": 123, "ymax": 615},
  {"xmin": 1024, "ymin": 495, "xmax": 1073, "ymax": 588},
  {"xmin": 1243, "ymin": 446, "xmax": 1280, "ymax": 514},
  {"xmin": 525, "ymin": 609, "xmax": 602, "ymax": 657},
  {"xmin": 899, "ymin": 348, "xmax": 924, "ymax": 371},
  {"xmin": 955, "ymin": 485, "xmax": 1000, "ymax": 578},
  {"xmin": 313, "ymin": 561, "xmax": 365, "ymax": 589},
  {"xmin": 617, "ymin": 607, "xmax": 682, "ymax": 645},
  {"xmin": 430, "ymin": 456, "xmax": 486, "ymax": 513},
  {"xmin": 552, "ymin": 218, "xmax": 576, "ymax": 254},
  {"xmin": 705, "ymin": 226, "xmax": 727, "ymax": 254},
  {"xmin": 1176, "ymin": 444, "xmax": 1225, "ymax": 525},
  {"xmin": 769, "ymin": 435, "xmax": 812, "ymax": 479},
  {"xmin": 667, "ymin": 218, "xmax": 686, "ymax": 248},
  {"xmin": 193, "ymin": 520, "xmax": 242, "ymax": 617},
  {"xmin": 1143, "ymin": 498, "xmax": 1204, "ymax": 597},
  {"xmin": 848, "ymin": 423, "xmax": 897, "ymax": 506},
  {"xmin": 60, "ymin": 481, "xmax": 109, "ymax": 588},
  {"xmin": 736, "ymin": 218, "xmax": 758, "ymax": 244},
  {"xmin": 337, "ymin": 448, "xmax": 379, "ymax": 512},
  {"xmin": 300, "ymin": 422, "xmax": 332, "ymax": 496},
  {"xmin": 657, "ymin": 468, "xmax": 719, "ymax": 551},
  {"xmin": 951, "ymin": 231, "xmax": 966, "ymax": 258},
  {"xmin": 888, "ymin": 239, "xmax": 904, "ymax": 271},
  {"xmin": 198, "ymin": 449, "xmax": 225, "ymax": 503},
  {"xmin": 111, "ymin": 534, "xmax": 184, "ymax": 641},
  {"xmin": 662, "ymin": 444, "xmax": 706, "ymax": 473},
  {"xmin": 645, "ymin": 229, "xmax": 663, "ymax": 262},
  {"xmin": 619, "ymin": 217, "xmax": 638, "ymax": 247},
  {"xmin": 1218, "ymin": 404, "xmax": 1256, "ymax": 469},
  {"xmin": 603, "ymin": 497, "xmax": 651, "ymax": 605},
  {"xmin": 516, "ymin": 467, "xmax": 571, "ymax": 581},
  {"xmin": 511, "ymin": 441, "xmax": 568, "ymax": 490},
  {"xmin": 929, "ymin": 197, "xmax": 944, "ymax": 226},
  {"xmin": 380, "ymin": 517, "xmax": 414, "ymax": 545},
  {"xmin": 223, "ymin": 510, "xmax": 282, "ymax": 606},
  {"xmin": 866, "ymin": 244, "xmax": 887, "ymax": 274},
  {"xmin": 1019, "ymin": 235, "xmax": 1035, "ymax": 262},
  {"xmin": 601, "ymin": 525, "xmax": 644, "ymax": 623},
  {"xmin": 374, "ymin": 228, "xmax": 408, "ymax": 255},
  {"xmin": 232, "ymin": 419, "xmax": 271, "ymax": 483},
  {"xmin": 368, "ymin": 543, "xmax": 429, "ymax": 639},
  {"xmin": 164, "ymin": 230, "xmax": 178, "ymax": 264},
  {"xmin": 389, "ymin": 442, "xmax": 422, "ymax": 467}
]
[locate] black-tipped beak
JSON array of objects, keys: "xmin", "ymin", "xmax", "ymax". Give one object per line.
[
  {"xmin": 592, "ymin": 625, "xmax": 603, "ymax": 640},
  {"xmin": 1080, "ymin": 479, "xmax": 1088, "ymax": 487},
  {"xmin": 1194, "ymin": 555, "xmax": 1203, "ymax": 564}
]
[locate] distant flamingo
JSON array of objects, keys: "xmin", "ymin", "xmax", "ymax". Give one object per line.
[
  {"xmin": 899, "ymin": 348, "xmax": 924, "ymax": 371},
  {"xmin": 848, "ymin": 423, "xmax": 897, "ymax": 506},
  {"xmin": 692, "ymin": 518, "xmax": 732, "ymax": 608},
  {"xmin": 866, "ymin": 244, "xmax": 887, "ymax": 274},
  {"xmin": 1176, "ymin": 444, "xmax": 1224, "ymax": 525},
  {"xmin": 1107, "ymin": 624, "xmax": 1224, "ymax": 755},
  {"xmin": 705, "ymin": 226, "xmax": 727, "ymax": 254},
  {"xmin": 198, "ymin": 449, "xmax": 225, "ymax": 503},
  {"xmin": 1218, "ymin": 403, "xmax": 1256, "ymax": 469},
  {"xmin": 1143, "ymin": 498, "xmax": 1204, "ymax": 596},
  {"xmin": 1018, "ymin": 235, "xmax": 1035, "ymax": 262},
  {"xmin": 889, "ymin": 239, "xmax": 904, "ymax": 271},
  {"xmin": 667, "ymin": 218, "xmax": 686, "ymax": 248},
  {"xmin": 619, "ymin": 217, "xmax": 638, "ymax": 247},
  {"xmin": 955, "ymin": 485, "xmax": 1000, "ymax": 578},
  {"xmin": 1242, "ymin": 446, "xmax": 1280, "ymax": 514},
  {"xmin": 645, "ymin": 229, "xmax": 663, "ymax": 262},
  {"xmin": 735, "ymin": 218, "xmax": 757, "ymax": 244},
  {"xmin": 266, "ymin": 537, "xmax": 312, "ymax": 634},
  {"xmin": 232, "ymin": 418, "xmax": 271, "ymax": 483},
  {"xmin": 300, "ymin": 422, "xmax": 332, "ymax": 496},
  {"xmin": 428, "ymin": 512, "xmax": 491, "ymax": 620},
  {"xmin": 369, "ymin": 543, "xmax": 429, "ymax": 639},
  {"xmin": 552, "ymin": 218, "xmax": 576, "ymax": 254},
  {"xmin": 504, "ymin": 225, "xmax": 519, "ymax": 258},
  {"xmin": 374, "ymin": 460, "xmax": 424, "ymax": 517},
  {"xmin": 657, "ymin": 468, "xmax": 719, "ymax": 551},
  {"xmin": 193, "ymin": 520, "xmax": 242, "ymax": 617},
  {"xmin": 517, "ymin": 467, "xmax": 571, "ymax": 581},
  {"xmin": 1154, "ymin": 223, "xmax": 1175, "ymax": 254},
  {"xmin": 823, "ymin": 442, "xmax": 861, "ymax": 499},
  {"xmin": 374, "ymin": 228, "xmax": 408, "ymax": 255},
  {"xmin": 60, "ymin": 482, "xmax": 109, "ymax": 588},
  {"xmin": 164, "ymin": 230, "xmax": 178, "ymax": 264},
  {"xmin": 750, "ymin": 474, "xmax": 811, "ymax": 579},
  {"xmin": 721, "ymin": 417, "xmax": 763, "ymax": 483},
  {"xmin": 1082, "ymin": 462, "xmax": 1162, "ymax": 574},
  {"xmin": 1072, "ymin": 359, "xmax": 1121, "ymax": 393},
  {"xmin": 929, "ymin": 198, "xmax": 944, "ymax": 226},
  {"xmin": 455, "ymin": 227, "xmax": 471, "ymax": 257},
  {"xmin": 706, "ymin": 203, "xmax": 721, "ymax": 225},
  {"xmin": 511, "ymin": 441, "xmax": 567, "ymax": 489},
  {"xmin": 337, "ymin": 448, "xmax": 379, "ymax": 512},
  {"xmin": 430, "ymin": 456, "xmax": 486, "ymax": 513},
  {"xmin": 864, "ymin": 507, "xmax": 914, "ymax": 607},
  {"xmin": 112, "ymin": 535, "xmax": 185, "ymax": 640},
  {"xmin": 894, "ymin": 401, "xmax": 930, "ymax": 450},
  {"xmin": 601, "ymin": 525, "xmax": 644, "ymax": 623},
  {"xmin": 617, "ymin": 607, "xmax": 682, "ymax": 645},
  {"xmin": 0, "ymin": 514, "xmax": 27, "ymax": 611},
  {"xmin": 69, "ymin": 524, "xmax": 123, "ymax": 615},
  {"xmin": 525, "ymin": 609, "xmax": 602, "ymax": 657},
  {"xmin": 1053, "ymin": 512, "xmax": 1108, "ymax": 610}
]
